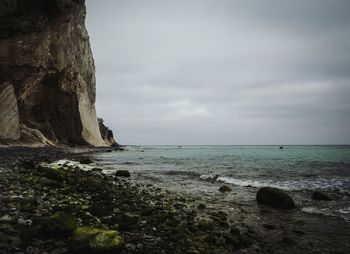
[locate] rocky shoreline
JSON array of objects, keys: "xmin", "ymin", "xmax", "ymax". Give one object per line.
[{"xmin": 1, "ymin": 148, "xmax": 349, "ymax": 254}]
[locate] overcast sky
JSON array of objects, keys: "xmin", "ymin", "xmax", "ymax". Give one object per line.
[{"xmin": 85, "ymin": 0, "xmax": 350, "ymax": 145}]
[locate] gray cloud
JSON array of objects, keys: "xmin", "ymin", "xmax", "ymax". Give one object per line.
[{"xmin": 86, "ymin": 0, "xmax": 350, "ymax": 145}]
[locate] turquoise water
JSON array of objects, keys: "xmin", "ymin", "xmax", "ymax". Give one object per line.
[
  {"xmin": 92, "ymin": 145, "xmax": 350, "ymax": 220},
  {"xmin": 94, "ymin": 145, "xmax": 350, "ymax": 192}
]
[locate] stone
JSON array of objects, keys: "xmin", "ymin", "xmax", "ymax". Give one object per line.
[
  {"xmin": 43, "ymin": 212, "xmax": 78, "ymax": 238},
  {"xmin": 197, "ymin": 204, "xmax": 206, "ymax": 210},
  {"xmin": 72, "ymin": 227, "xmax": 124, "ymax": 253},
  {"xmin": 20, "ymin": 160, "xmax": 36, "ymax": 170},
  {"xmin": 39, "ymin": 177, "xmax": 62, "ymax": 188},
  {"xmin": 80, "ymin": 158, "xmax": 93, "ymax": 164},
  {"xmin": 0, "ymin": 215, "xmax": 14, "ymax": 222},
  {"xmin": 38, "ymin": 166, "xmax": 65, "ymax": 181},
  {"xmin": 114, "ymin": 170, "xmax": 130, "ymax": 177},
  {"xmin": 311, "ymin": 190, "xmax": 333, "ymax": 201},
  {"xmin": 219, "ymin": 185, "xmax": 232, "ymax": 192},
  {"xmin": 263, "ymin": 224, "xmax": 276, "ymax": 230},
  {"xmin": 256, "ymin": 187, "xmax": 295, "ymax": 210}
]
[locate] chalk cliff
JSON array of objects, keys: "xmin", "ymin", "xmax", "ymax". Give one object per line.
[{"xmin": 0, "ymin": 0, "xmax": 115, "ymax": 147}]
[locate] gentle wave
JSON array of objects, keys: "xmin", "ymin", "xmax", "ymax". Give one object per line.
[
  {"xmin": 199, "ymin": 174, "xmax": 350, "ymax": 191},
  {"xmin": 302, "ymin": 207, "xmax": 350, "ymax": 222}
]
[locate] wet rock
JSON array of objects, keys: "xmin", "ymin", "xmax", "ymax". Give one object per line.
[
  {"xmin": 21, "ymin": 160, "xmax": 36, "ymax": 169},
  {"xmin": 80, "ymin": 158, "xmax": 93, "ymax": 164},
  {"xmin": 198, "ymin": 220, "xmax": 215, "ymax": 231},
  {"xmin": 263, "ymin": 224, "xmax": 276, "ymax": 230},
  {"xmin": 311, "ymin": 190, "xmax": 333, "ymax": 201},
  {"xmin": 197, "ymin": 203, "xmax": 206, "ymax": 210},
  {"xmin": 38, "ymin": 166, "xmax": 65, "ymax": 181},
  {"xmin": 90, "ymin": 204, "xmax": 111, "ymax": 217},
  {"xmin": 43, "ymin": 212, "xmax": 78, "ymax": 237},
  {"xmin": 0, "ymin": 214, "xmax": 14, "ymax": 222},
  {"xmin": 256, "ymin": 187, "xmax": 295, "ymax": 210},
  {"xmin": 72, "ymin": 227, "xmax": 124, "ymax": 253},
  {"xmin": 119, "ymin": 213, "xmax": 139, "ymax": 230},
  {"xmin": 17, "ymin": 218, "xmax": 32, "ymax": 226},
  {"xmin": 39, "ymin": 177, "xmax": 62, "ymax": 188},
  {"xmin": 114, "ymin": 170, "xmax": 130, "ymax": 177},
  {"xmin": 219, "ymin": 185, "xmax": 232, "ymax": 192},
  {"xmin": 281, "ymin": 237, "xmax": 296, "ymax": 245}
]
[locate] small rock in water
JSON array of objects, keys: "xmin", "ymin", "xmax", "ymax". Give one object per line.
[
  {"xmin": 256, "ymin": 187, "xmax": 295, "ymax": 210},
  {"xmin": 219, "ymin": 185, "xmax": 232, "ymax": 192},
  {"xmin": 114, "ymin": 170, "xmax": 130, "ymax": 177},
  {"xmin": 197, "ymin": 203, "xmax": 206, "ymax": 210},
  {"xmin": 311, "ymin": 190, "xmax": 333, "ymax": 201},
  {"xmin": 80, "ymin": 158, "xmax": 93, "ymax": 164}
]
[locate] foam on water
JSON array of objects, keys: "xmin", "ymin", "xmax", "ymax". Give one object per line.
[{"xmin": 212, "ymin": 175, "xmax": 349, "ymax": 191}]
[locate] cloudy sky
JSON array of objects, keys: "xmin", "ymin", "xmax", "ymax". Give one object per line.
[{"xmin": 85, "ymin": 0, "xmax": 350, "ymax": 145}]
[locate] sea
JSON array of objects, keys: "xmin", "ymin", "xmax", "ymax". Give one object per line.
[{"xmin": 91, "ymin": 145, "xmax": 350, "ymax": 221}]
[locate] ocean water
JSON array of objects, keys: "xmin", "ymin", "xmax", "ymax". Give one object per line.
[{"xmin": 92, "ymin": 145, "xmax": 350, "ymax": 220}]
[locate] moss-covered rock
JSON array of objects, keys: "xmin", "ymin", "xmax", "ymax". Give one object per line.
[
  {"xmin": 43, "ymin": 211, "xmax": 78, "ymax": 237},
  {"xmin": 72, "ymin": 227, "xmax": 124, "ymax": 253},
  {"xmin": 39, "ymin": 177, "xmax": 62, "ymax": 188},
  {"xmin": 38, "ymin": 165, "xmax": 66, "ymax": 181}
]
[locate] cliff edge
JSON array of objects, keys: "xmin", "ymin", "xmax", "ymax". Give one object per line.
[{"xmin": 0, "ymin": 0, "xmax": 116, "ymax": 147}]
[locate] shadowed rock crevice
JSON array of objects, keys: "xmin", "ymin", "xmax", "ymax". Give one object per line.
[{"xmin": 0, "ymin": 0, "xmax": 115, "ymax": 147}]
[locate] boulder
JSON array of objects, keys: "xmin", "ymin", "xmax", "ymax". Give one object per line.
[
  {"xmin": 219, "ymin": 185, "xmax": 232, "ymax": 192},
  {"xmin": 197, "ymin": 203, "xmax": 206, "ymax": 210},
  {"xmin": 72, "ymin": 227, "xmax": 124, "ymax": 253},
  {"xmin": 80, "ymin": 158, "xmax": 94, "ymax": 164},
  {"xmin": 311, "ymin": 190, "xmax": 333, "ymax": 201},
  {"xmin": 43, "ymin": 212, "xmax": 78, "ymax": 237},
  {"xmin": 114, "ymin": 170, "xmax": 130, "ymax": 177},
  {"xmin": 256, "ymin": 187, "xmax": 295, "ymax": 210}
]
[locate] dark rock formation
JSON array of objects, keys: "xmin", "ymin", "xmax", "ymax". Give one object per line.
[
  {"xmin": 98, "ymin": 118, "xmax": 118, "ymax": 146},
  {"xmin": 311, "ymin": 190, "xmax": 333, "ymax": 201},
  {"xmin": 0, "ymin": 0, "xmax": 115, "ymax": 147},
  {"xmin": 115, "ymin": 170, "xmax": 131, "ymax": 177},
  {"xmin": 256, "ymin": 187, "xmax": 295, "ymax": 210},
  {"xmin": 219, "ymin": 185, "xmax": 232, "ymax": 192}
]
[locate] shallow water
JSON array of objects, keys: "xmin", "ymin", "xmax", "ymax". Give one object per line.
[{"xmin": 92, "ymin": 145, "xmax": 350, "ymax": 221}]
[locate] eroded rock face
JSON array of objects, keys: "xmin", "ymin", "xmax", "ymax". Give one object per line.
[
  {"xmin": 98, "ymin": 118, "xmax": 118, "ymax": 146},
  {"xmin": 0, "ymin": 81, "xmax": 20, "ymax": 140},
  {"xmin": 0, "ymin": 0, "xmax": 112, "ymax": 147}
]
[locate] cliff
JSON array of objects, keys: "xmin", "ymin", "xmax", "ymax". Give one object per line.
[{"xmin": 0, "ymin": 0, "xmax": 116, "ymax": 147}]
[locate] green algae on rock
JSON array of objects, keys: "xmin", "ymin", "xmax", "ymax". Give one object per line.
[
  {"xmin": 72, "ymin": 227, "xmax": 124, "ymax": 253},
  {"xmin": 44, "ymin": 212, "xmax": 78, "ymax": 238}
]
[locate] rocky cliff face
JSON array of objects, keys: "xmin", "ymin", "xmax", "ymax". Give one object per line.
[{"xmin": 0, "ymin": 0, "xmax": 115, "ymax": 147}]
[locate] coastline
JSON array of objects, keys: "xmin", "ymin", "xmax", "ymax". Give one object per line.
[{"xmin": 0, "ymin": 147, "xmax": 349, "ymax": 253}]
